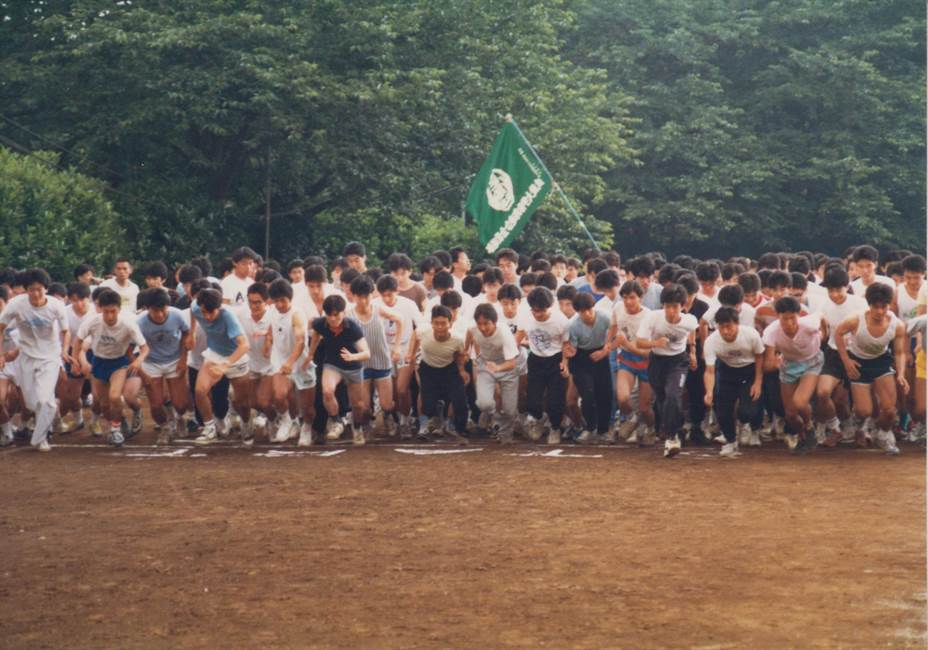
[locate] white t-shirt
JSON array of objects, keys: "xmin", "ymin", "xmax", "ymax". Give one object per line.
[
  {"xmin": 594, "ymin": 295, "xmax": 616, "ymax": 320},
  {"xmin": 820, "ymin": 294, "xmax": 867, "ymax": 350},
  {"xmin": 0, "ymin": 295, "xmax": 69, "ymax": 361},
  {"xmin": 704, "ymin": 326, "xmax": 765, "ymax": 368},
  {"xmin": 762, "ymin": 313, "xmax": 823, "ymax": 362},
  {"xmin": 220, "ymin": 273, "xmax": 254, "ymax": 306},
  {"xmin": 612, "ymin": 304, "xmax": 651, "ymax": 343},
  {"xmin": 704, "ymin": 302, "xmax": 756, "ymax": 331},
  {"xmin": 78, "ymin": 312, "xmax": 146, "ymax": 359},
  {"xmin": 236, "ymin": 305, "xmax": 273, "ymax": 375},
  {"xmin": 850, "ymin": 275, "xmax": 894, "ymax": 297},
  {"xmin": 517, "ymin": 309, "xmax": 569, "ymax": 358},
  {"xmin": 637, "ymin": 311, "xmax": 699, "ymax": 357},
  {"xmin": 375, "ymin": 295, "xmax": 420, "ymax": 353},
  {"xmin": 67, "ymin": 305, "xmax": 91, "ymax": 339},
  {"xmin": 100, "ymin": 278, "xmax": 140, "ymax": 314},
  {"xmin": 469, "ymin": 323, "xmax": 520, "ymax": 365}
]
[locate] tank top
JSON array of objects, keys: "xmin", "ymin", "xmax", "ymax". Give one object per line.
[
  {"xmin": 896, "ymin": 284, "xmax": 920, "ymax": 324},
  {"xmin": 848, "ymin": 310, "xmax": 899, "ymax": 360},
  {"xmin": 238, "ymin": 307, "xmax": 273, "ymax": 374},
  {"xmin": 270, "ymin": 307, "xmax": 307, "ymax": 370},
  {"xmin": 348, "ymin": 306, "xmax": 391, "ymax": 371}
]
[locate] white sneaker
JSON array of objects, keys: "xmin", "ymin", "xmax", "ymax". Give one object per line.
[
  {"xmin": 575, "ymin": 429, "xmax": 594, "ymax": 444},
  {"xmin": 288, "ymin": 418, "xmax": 300, "ymax": 440},
  {"xmin": 748, "ymin": 429, "xmax": 762, "ymax": 447},
  {"xmin": 783, "ymin": 433, "xmax": 799, "ymax": 451},
  {"xmin": 253, "ymin": 413, "xmax": 268, "ymax": 438},
  {"xmin": 737, "ymin": 422, "xmax": 752, "ymax": 446},
  {"xmin": 35, "ymin": 440, "xmax": 51, "ymax": 452},
  {"xmin": 274, "ymin": 414, "xmax": 292, "ymax": 443},
  {"xmin": 877, "ymin": 429, "xmax": 900, "ymax": 455},
  {"xmin": 168, "ymin": 417, "xmax": 178, "ymax": 440},
  {"xmin": 325, "ymin": 418, "xmax": 345, "ymax": 441},
  {"xmin": 131, "ymin": 409, "xmax": 143, "ymax": 435},
  {"xmin": 713, "ymin": 433, "xmax": 727, "ymax": 445},
  {"xmin": 546, "ymin": 428, "xmax": 561, "ymax": 445},
  {"xmin": 298, "ymin": 423, "xmax": 313, "ymax": 447},
  {"xmin": 618, "ymin": 415, "xmax": 638, "ymax": 440},
  {"xmin": 720, "ymin": 441, "xmax": 741, "ymax": 458},
  {"xmin": 215, "ymin": 417, "xmax": 228, "ymax": 438},
  {"xmin": 626, "ymin": 423, "xmax": 640, "ymax": 444},
  {"xmin": 352, "ymin": 424, "xmax": 365, "ymax": 446},
  {"xmin": 193, "ymin": 421, "xmax": 218, "ymax": 445},
  {"xmin": 477, "ymin": 411, "xmax": 493, "ymax": 432},
  {"xmin": 0, "ymin": 432, "xmax": 13, "ymax": 447},
  {"xmin": 524, "ymin": 415, "xmax": 542, "ymax": 442},
  {"xmin": 663, "ymin": 435, "xmax": 681, "ymax": 458}
]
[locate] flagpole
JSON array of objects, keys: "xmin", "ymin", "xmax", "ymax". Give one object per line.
[{"xmin": 505, "ymin": 115, "xmax": 600, "ymax": 252}]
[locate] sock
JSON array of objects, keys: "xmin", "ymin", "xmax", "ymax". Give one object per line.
[
  {"xmin": 1, "ymin": 421, "xmax": 11, "ymax": 437},
  {"xmin": 165, "ymin": 404, "xmax": 178, "ymax": 420},
  {"xmin": 826, "ymin": 416, "xmax": 840, "ymax": 430},
  {"xmin": 110, "ymin": 421, "xmax": 121, "ymax": 434}
]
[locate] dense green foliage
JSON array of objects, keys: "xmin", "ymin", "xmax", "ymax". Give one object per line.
[
  {"xmin": 0, "ymin": 147, "xmax": 124, "ymax": 278},
  {"xmin": 0, "ymin": 0, "xmax": 923, "ymax": 270}
]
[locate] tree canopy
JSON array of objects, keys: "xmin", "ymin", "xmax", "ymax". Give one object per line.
[{"xmin": 0, "ymin": 0, "xmax": 923, "ymax": 269}]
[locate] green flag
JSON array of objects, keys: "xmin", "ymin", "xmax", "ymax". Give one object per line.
[{"xmin": 466, "ymin": 122, "xmax": 552, "ymax": 254}]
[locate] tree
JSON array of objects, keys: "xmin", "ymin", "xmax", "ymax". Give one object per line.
[{"xmin": 0, "ymin": 146, "xmax": 124, "ymax": 278}]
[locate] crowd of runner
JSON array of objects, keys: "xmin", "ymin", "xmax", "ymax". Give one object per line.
[{"xmin": 0, "ymin": 241, "xmax": 924, "ymax": 459}]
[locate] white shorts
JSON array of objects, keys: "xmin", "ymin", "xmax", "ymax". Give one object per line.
[
  {"xmin": 141, "ymin": 358, "xmax": 183, "ymax": 379},
  {"xmin": 15, "ymin": 355, "xmax": 59, "ymax": 412},
  {"xmin": 0, "ymin": 357, "xmax": 19, "ymax": 382},
  {"xmin": 202, "ymin": 349, "xmax": 250, "ymax": 379}
]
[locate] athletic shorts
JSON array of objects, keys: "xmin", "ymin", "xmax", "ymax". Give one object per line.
[
  {"xmin": 91, "ymin": 355, "xmax": 129, "ymax": 383},
  {"xmin": 849, "ymin": 351, "xmax": 894, "ymax": 385},
  {"xmin": 0, "ymin": 357, "xmax": 19, "ymax": 381},
  {"xmin": 820, "ymin": 347, "xmax": 847, "ymax": 381},
  {"xmin": 141, "ymin": 358, "xmax": 183, "ymax": 379},
  {"xmin": 779, "ymin": 349, "xmax": 824, "ymax": 385},
  {"xmin": 291, "ymin": 363, "xmax": 317, "ymax": 390},
  {"xmin": 363, "ymin": 367, "xmax": 392, "ymax": 381},
  {"xmin": 323, "ymin": 363, "xmax": 364, "ymax": 385},
  {"xmin": 201, "ymin": 349, "xmax": 250, "ymax": 379},
  {"xmin": 618, "ymin": 349, "xmax": 649, "ymax": 383},
  {"xmin": 917, "ymin": 349, "xmax": 926, "ymax": 381}
]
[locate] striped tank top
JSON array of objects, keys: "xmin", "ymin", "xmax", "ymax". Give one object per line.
[{"xmin": 348, "ymin": 306, "xmax": 391, "ymax": 371}]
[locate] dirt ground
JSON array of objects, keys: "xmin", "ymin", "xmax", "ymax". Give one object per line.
[{"xmin": 0, "ymin": 426, "xmax": 925, "ymax": 649}]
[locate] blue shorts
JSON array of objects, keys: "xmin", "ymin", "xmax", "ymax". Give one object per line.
[
  {"xmin": 91, "ymin": 355, "xmax": 129, "ymax": 383},
  {"xmin": 618, "ymin": 349, "xmax": 649, "ymax": 383},
  {"xmin": 363, "ymin": 367, "xmax": 392, "ymax": 381},
  {"xmin": 779, "ymin": 350, "xmax": 824, "ymax": 385}
]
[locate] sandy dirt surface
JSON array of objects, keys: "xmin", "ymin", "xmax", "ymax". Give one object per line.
[{"xmin": 0, "ymin": 429, "xmax": 924, "ymax": 649}]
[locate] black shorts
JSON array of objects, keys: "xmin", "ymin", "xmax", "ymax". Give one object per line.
[
  {"xmin": 821, "ymin": 347, "xmax": 847, "ymax": 381},
  {"xmin": 849, "ymin": 351, "xmax": 894, "ymax": 385}
]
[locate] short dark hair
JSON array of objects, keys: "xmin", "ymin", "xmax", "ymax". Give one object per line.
[
  {"xmin": 287, "ymin": 259, "xmax": 305, "ymax": 272},
  {"xmin": 495, "ymin": 248, "xmax": 519, "ymax": 265},
  {"xmin": 97, "ymin": 288, "xmax": 121, "ymax": 308},
  {"xmin": 343, "ymin": 241, "xmax": 366, "ymax": 258},
  {"xmin": 536, "ymin": 272, "xmax": 558, "ymax": 291},
  {"xmin": 192, "ymin": 256, "xmax": 213, "ymax": 277},
  {"xmin": 482, "ymin": 267, "xmax": 504, "ymax": 286},
  {"xmin": 268, "ymin": 278, "xmax": 294, "ymax": 300},
  {"xmin": 594, "ymin": 269, "xmax": 620, "ymax": 291},
  {"xmin": 526, "ymin": 287, "xmax": 554, "ymax": 311},
  {"xmin": 387, "ymin": 253, "xmax": 413, "ymax": 272},
  {"xmin": 432, "ymin": 249, "xmax": 452, "ymax": 269},
  {"xmin": 431, "ymin": 305, "xmax": 452, "ymax": 321},
  {"xmin": 21, "ymin": 268, "xmax": 51, "ymax": 289},
  {"xmin": 721, "ymin": 262, "xmax": 746, "ymax": 282},
  {"xmin": 248, "ymin": 282, "xmax": 269, "ymax": 301},
  {"xmin": 143, "ymin": 287, "xmax": 171, "ymax": 309},
  {"xmin": 714, "ymin": 306, "xmax": 740, "ymax": 325},
  {"xmin": 851, "ymin": 245, "xmax": 879, "ymax": 264},
  {"xmin": 73, "ymin": 263, "xmax": 94, "ymax": 280},
  {"xmin": 530, "ymin": 259, "xmax": 552, "ymax": 274},
  {"xmin": 619, "ymin": 280, "xmax": 643, "ymax": 297},
  {"xmin": 498, "ymin": 284, "xmax": 522, "ymax": 301},
  {"xmin": 790, "ymin": 272, "xmax": 808, "ymax": 292},
  {"xmin": 305, "ymin": 264, "xmax": 328, "ymax": 284},
  {"xmin": 864, "ymin": 282, "xmax": 894, "ymax": 306},
  {"xmin": 902, "ymin": 255, "xmax": 927, "ymax": 274},
  {"xmin": 143, "ymin": 261, "xmax": 168, "ymax": 280},
  {"xmin": 660, "ymin": 284, "xmax": 687, "ymax": 305},
  {"xmin": 461, "ymin": 275, "xmax": 483, "ymax": 298},
  {"xmin": 601, "ymin": 251, "xmax": 621, "ymax": 268},
  {"xmin": 474, "ymin": 303, "xmax": 498, "ymax": 323},
  {"xmin": 774, "ymin": 296, "xmax": 802, "ymax": 314},
  {"xmin": 256, "ymin": 269, "xmax": 281, "ymax": 284},
  {"xmin": 48, "ymin": 282, "xmax": 67, "ymax": 298},
  {"xmin": 737, "ymin": 272, "xmax": 761, "ymax": 294},
  {"xmin": 231, "ymin": 247, "xmax": 259, "ymax": 263},
  {"xmin": 178, "ymin": 264, "xmax": 203, "ymax": 284},
  {"xmin": 322, "ymin": 294, "xmax": 346, "ymax": 315},
  {"xmin": 449, "ymin": 247, "xmax": 468, "ymax": 265},
  {"xmin": 433, "ymin": 271, "xmax": 455, "ymax": 291},
  {"xmin": 556, "ymin": 285, "xmax": 577, "ymax": 302},
  {"xmin": 768, "ymin": 271, "xmax": 792, "ymax": 290},
  {"xmin": 303, "ymin": 255, "xmax": 325, "ymax": 269},
  {"xmin": 440, "ymin": 290, "xmax": 462, "ymax": 311},
  {"xmin": 695, "ymin": 261, "xmax": 720, "ymax": 282},
  {"xmin": 67, "ymin": 281, "xmax": 91, "ymax": 300},
  {"xmin": 418, "ymin": 255, "xmax": 441, "ymax": 275},
  {"xmin": 626, "ymin": 256, "xmax": 655, "ymax": 279},
  {"xmin": 340, "ymin": 268, "xmax": 360, "ymax": 289},
  {"xmin": 677, "ymin": 274, "xmax": 699, "ymax": 296},
  {"xmin": 376, "ymin": 274, "xmax": 398, "ymax": 294},
  {"xmin": 757, "ymin": 253, "xmax": 781, "ymax": 270},
  {"xmin": 197, "ymin": 288, "xmax": 223, "ymax": 312},
  {"xmin": 717, "ymin": 284, "xmax": 744, "ymax": 306},
  {"xmin": 657, "ymin": 263, "xmax": 680, "ymax": 285},
  {"xmin": 572, "ymin": 292, "xmax": 596, "ymax": 312},
  {"xmin": 518, "ymin": 272, "xmax": 537, "ymax": 289},
  {"xmin": 350, "ymin": 275, "xmax": 375, "ymax": 297}
]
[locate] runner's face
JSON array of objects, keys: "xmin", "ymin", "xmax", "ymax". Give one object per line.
[
  {"xmin": 325, "ymin": 312, "xmax": 343, "ymax": 329},
  {"xmin": 431, "ymin": 316, "xmax": 450, "ymax": 339},
  {"xmin": 622, "ymin": 292, "xmax": 641, "ymax": 313},
  {"xmin": 662, "ymin": 302, "xmax": 682, "ymax": 322},
  {"xmin": 498, "ymin": 259, "xmax": 517, "ymax": 280},
  {"xmin": 346, "ymin": 255, "xmax": 365, "ymax": 271},
  {"xmin": 718, "ymin": 320, "xmax": 739, "ymax": 342},
  {"xmin": 289, "ymin": 267, "xmax": 304, "ymax": 284},
  {"xmin": 868, "ymin": 303, "xmax": 889, "ymax": 321},
  {"xmin": 454, "ymin": 254, "xmax": 471, "ymax": 274},
  {"xmin": 145, "ymin": 276, "xmax": 163, "ymax": 289},
  {"xmin": 26, "ymin": 283, "xmax": 46, "ymax": 307},
  {"xmin": 778, "ymin": 311, "xmax": 799, "ymax": 336},
  {"xmin": 531, "ymin": 306, "xmax": 550, "ymax": 322},
  {"xmin": 353, "ymin": 294, "xmax": 370, "ymax": 311},
  {"xmin": 579, "ymin": 308, "xmax": 596, "ymax": 327},
  {"xmin": 553, "ymin": 262, "xmax": 566, "ymax": 279},
  {"xmin": 234, "ymin": 258, "xmax": 254, "ymax": 279},
  {"xmin": 273, "ymin": 297, "xmax": 291, "ymax": 313},
  {"xmin": 855, "ymin": 260, "xmax": 876, "ymax": 281},
  {"xmin": 307, "ymin": 282, "xmax": 324, "ymax": 300},
  {"xmin": 499, "ymin": 298, "xmax": 519, "ymax": 319},
  {"xmin": 147, "ymin": 306, "xmax": 168, "ymax": 324},
  {"xmin": 247, "ymin": 294, "xmax": 266, "ymax": 319},
  {"xmin": 904, "ymin": 271, "xmax": 923, "ymax": 292},
  {"xmin": 114, "ymin": 262, "xmax": 131, "ymax": 282},
  {"xmin": 380, "ymin": 290, "xmax": 396, "ymax": 307},
  {"xmin": 827, "ymin": 286, "xmax": 847, "ymax": 303},
  {"xmin": 558, "ymin": 300, "xmax": 575, "ymax": 318},
  {"xmin": 475, "ymin": 316, "xmax": 496, "ymax": 338},
  {"xmin": 102, "ymin": 304, "xmax": 120, "ymax": 326}
]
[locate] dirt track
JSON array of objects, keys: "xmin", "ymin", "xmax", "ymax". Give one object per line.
[{"xmin": 0, "ymin": 434, "xmax": 924, "ymax": 649}]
